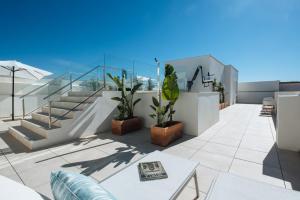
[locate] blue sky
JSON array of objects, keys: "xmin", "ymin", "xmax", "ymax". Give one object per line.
[{"xmin": 0, "ymin": 0, "xmax": 299, "ymax": 81}]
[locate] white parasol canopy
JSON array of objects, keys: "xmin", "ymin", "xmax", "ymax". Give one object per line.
[
  {"xmin": 0, "ymin": 60, "xmax": 52, "ymax": 80},
  {"xmin": 0, "ymin": 60, "xmax": 52, "ymax": 120}
]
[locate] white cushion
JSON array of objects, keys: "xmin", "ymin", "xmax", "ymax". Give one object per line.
[
  {"xmin": 0, "ymin": 175, "xmax": 43, "ymax": 200},
  {"xmin": 206, "ymin": 173, "xmax": 300, "ymax": 200}
]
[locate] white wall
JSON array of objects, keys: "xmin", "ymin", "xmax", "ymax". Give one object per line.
[
  {"xmin": 224, "ymin": 65, "xmax": 238, "ymax": 105},
  {"xmin": 134, "ymin": 91, "xmax": 219, "ymax": 136},
  {"xmin": 166, "ymin": 55, "xmax": 225, "ymax": 92},
  {"xmin": 237, "ymin": 81, "xmax": 280, "ymax": 104},
  {"xmin": 17, "ymin": 90, "xmax": 220, "ymax": 149},
  {"xmin": 276, "ymin": 94, "xmax": 300, "ymax": 151},
  {"xmin": 274, "ymin": 91, "xmax": 300, "ymax": 113},
  {"xmin": 166, "ymin": 55, "xmax": 238, "ymax": 106}
]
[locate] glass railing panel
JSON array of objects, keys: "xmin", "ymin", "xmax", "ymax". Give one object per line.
[
  {"xmin": 177, "ymin": 71, "xmax": 187, "ymax": 91},
  {"xmin": 21, "ymin": 73, "xmax": 71, "ymax": 117},
  {"xmin": 17, "ymin": 78, "xmax": 52, "ymax": 97},
  {"xmin": 132, "ymin": 61, "xmax": 158, "ymax": 91},
  {"xmin": 71, "ymin": 66, "xmax": 105, "ymax": 92},
  {"xmin": 21, "ymin": 60, "xmax": 161, "ymax": 119},
  {"xmin": 104, "ymin": 66, "xmax": 133, "ymax": 91}
]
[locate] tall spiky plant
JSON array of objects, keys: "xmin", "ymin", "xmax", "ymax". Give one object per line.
[
  {"xmin": 149, "ymin": 96, "xmax": 170, "ymax": 127},
  {"xmin": 162, "ymin": 64, "xmax": 179, "ymax": 122},
  {"xmin": 107, "ymin": 73, "xmax": 142, "ymax": 120}
]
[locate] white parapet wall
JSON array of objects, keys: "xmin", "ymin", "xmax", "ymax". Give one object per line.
[
  {"xmin": 166, "ymin": 55, "xmax": 238, "ymax": 107},
  {"xmin": 134, "ymin": 91, "xmax": 219, "ymax": 136},
  {"xmin": 7, "ymin": 90, "xmax": 219, "ymax": 149},
  {"xmin": 276, "ymin": 94, "xmax": 300, "ymax": 151},
  {"xmin": 238, "ymin": 81, "xmax": 280, "ymax": 104}
]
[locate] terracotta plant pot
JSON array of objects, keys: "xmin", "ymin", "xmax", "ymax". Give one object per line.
[
  {"xmin": 111, "ymin": 117, "xmax": 143, "ymax": 135},
  {"xmin": 150, "ymin": 121, "xmax": 183, "ymax": 147},
  {"xmin": 219, "ymin": 103, "xmax": 225, "ymax": 110}
]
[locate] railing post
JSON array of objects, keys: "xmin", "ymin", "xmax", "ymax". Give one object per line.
[
  {"xmin": 22, "ymin": 98, "xmax": 25, "ymax": 119},
  {"xmin": 70, "ymin": 73, "xmax": 72, "ymax": 90},
  {"xmin": 103, "ymin": 66, "xmax": 106, "ymax": 88},
  {"xmin": 103, "ymin": 54, "xmax": 106, "ymax": 89},
  {"xmin": 48, "ymin": 100, "xmax": 52, "ymax": 128},
  {"xmin": 96, "ymin": 66, "xmax": 99, "ymax": 90},
  {"xmin": 132, "ymin": 60, "xmax": 135, "ymax": 90}
]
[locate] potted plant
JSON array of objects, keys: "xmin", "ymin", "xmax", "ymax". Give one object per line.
[
  {"xmin": 107, "ymin": 72, "xmax": 143, "ymax": 135},
  {"xmin": 212, "ymin": 81, "xmax": 227, "ymax": 109},
  {"xmin": 149, "ymin": 64, "xmax": 183, "ymax": 147},
  {"xmin": 212, "ymin": 79, "xmax": 217, "ymax": 92}
]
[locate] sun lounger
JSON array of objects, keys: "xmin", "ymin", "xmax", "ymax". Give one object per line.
[
  {"xmin": 0, "ymin": 175, "xmax": 43, "ymax": 200},
  {"xmin": 205, "ymin": 173, "xmax": 300, "ymax": 200}
]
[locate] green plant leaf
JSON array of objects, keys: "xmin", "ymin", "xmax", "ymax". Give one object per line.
[
  {"xmin": 111, "ymin": 97, "xmax": 122, "ymax": 102},
  {"xmin": 131, "ymin": 83, "xmax": 143, "ymax": 94},
  {"xmin": 164, "ymin": 64, "xmax": 175, "ymax": 76},
  {"xmin": 152, "ymin": 96, "xmax": 159, "ymax": 107},
  {"xmin": 162, "ymin": 75, "xmax": 179, "ymax": 101},
  {"xmin": 133, "ymin": 98, "xmax": 141, "ymax": 106},
  {"xmin": 164, "ymin": 104, "xmax": 170, "ymax": 114},
  {"xmin": 150, "ymin": 105, "xmax": 156, "ymax": 111},
  {"xmin": 149, "ymin": 114, "xmax": 156, "ymax": 119},
  {"xmin": 107, "ymin": 73, "xmax": 123, "ymax": 89},
  {"xmin": 107, "ymin": 73, "xmax": 114, "ymax": 81}
]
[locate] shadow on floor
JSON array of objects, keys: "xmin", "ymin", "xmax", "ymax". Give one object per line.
[
  {"xmin": 39, "ymin": 193, "xmax": 51, "ymax": 200},
  {"xmin": 1, "ymin": 126, "xmax": 196, "ymax": 180},
  {"xmin": 62, "ymin": 145, "xmax": 140, "ymax": 176},
  {"xmin": 263, "ymin": 144, "xmax": 300, "ymax": 191},
  {"xmin": 55, "ymin": 129, "xmax": 196, "ymax": 177},
  {"xmin": 277, "ymin": 149, "xmax": 300, "ymax": 191},
  {"xmin": 263, "ymin": 112, "xmax": 300, "ymax": 191}
]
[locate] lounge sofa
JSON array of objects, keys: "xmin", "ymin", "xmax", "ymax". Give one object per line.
[
  {"xmin": 206, "ymin": 173, "xmax": 300, "ymax": 200},
  {"xmin": 0, "ymin": 175, "xmax": 43, "ymax": 200}
]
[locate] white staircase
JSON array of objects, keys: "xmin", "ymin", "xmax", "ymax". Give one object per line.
[{"xmin": 9, "ymin": 90, "xmax": 103, "ymax": 150}]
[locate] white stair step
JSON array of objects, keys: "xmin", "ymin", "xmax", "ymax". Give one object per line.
[
  {"xmin": 68, "ymin": 91, "xmax": 102, "ymax": 97},
  {"xmin": 9, "ymin": 126, "xmax": 45, "ymax": 150},
  {"xmin": 51, "ymin": 101, "xmax": 88, "ymax": 110},
  {"xmin": 32, "ymin": 113, "xmax": 62, "ymax": 127},
  {"xmin": 60, "ymin": 96, "xmax": 96, "ymax": 103},
  {"xmin": 42, "ymin": 106, "xmax": 75, "ymax": 118},
  {"xmin": 21, "ymin": 119, "xmax": 60, "ymax": 138}
]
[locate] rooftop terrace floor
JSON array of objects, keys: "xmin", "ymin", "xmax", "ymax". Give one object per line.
[{"xmin": 0, "ymin": 104, "xmax": 300, "ymax": 199}]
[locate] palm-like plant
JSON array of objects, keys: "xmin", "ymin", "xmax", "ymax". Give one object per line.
[
  {"xmin": 212, "ymin": 79, "xmax": 217, "ymax": 92},
  {"xmin": 217, "ymin": 82, "xmax": 225, "ymax": 103},
  {"xmin": 149, "ymin": 97, "xmax": 170, "ymax": 127},
  {"xmin": 162, "ymin": 64, "xmax": 179, "ymax": 121},
  {"xmin": 107, "ymin": 73, "xmax": 142, "ymax": 120}
]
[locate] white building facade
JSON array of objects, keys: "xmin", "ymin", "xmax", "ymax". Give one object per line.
[{"xmin": 166, "ymin": 55, "xmax": 238, "ymax": 106}]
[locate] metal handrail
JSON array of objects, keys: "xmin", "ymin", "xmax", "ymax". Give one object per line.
[
  {"xmin": 20, "ymin": 73, "xmax": 67, "ymax": 99},
  {"xmin": 43, "ymin": 65, "xmax": 102, "ymax": 100},
  {"xmin": 48, "ymin": 85, "xmax": 105, "ymax": 127},
  {"xmin": 21, "ymin": 64, "xmax": 131, "ymax": 120}
]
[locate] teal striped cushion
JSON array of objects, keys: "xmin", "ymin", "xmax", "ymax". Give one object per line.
[{"xmin": 50, "ymin": 171, "xmax": 116, "ymax": 200}]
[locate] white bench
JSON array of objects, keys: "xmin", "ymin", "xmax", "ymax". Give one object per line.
[
  {"xmin": 100, "ymin": 151, "xmax": 199, "ymax": 200},
  {"xmin": 206, "ymin": 173, "xmax": 300, "ymax": 200},
  {"xmin": 0, "ymin": 175, "xmax": 43, "ymax": 200}
]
